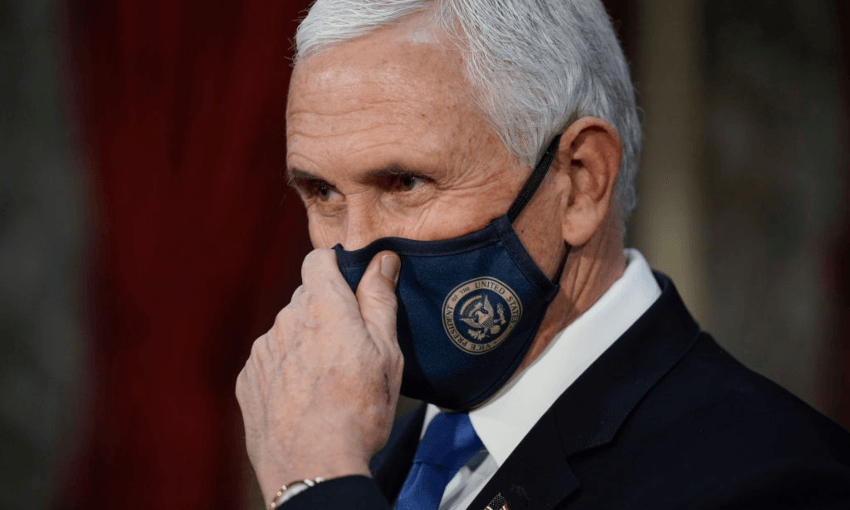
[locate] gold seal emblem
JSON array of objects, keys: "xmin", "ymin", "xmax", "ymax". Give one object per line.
[{"xmin": 442, "ymin": 277, "xmax": 523, "ymax": 354}]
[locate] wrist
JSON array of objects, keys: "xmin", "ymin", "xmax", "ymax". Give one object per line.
[
  {"xmin": 258, "ymin": 458, "xmax": 371, "ymax": 503},
  {"xmin": 269, "ymin": 478, "xmax": 326, "ymax": 509}
]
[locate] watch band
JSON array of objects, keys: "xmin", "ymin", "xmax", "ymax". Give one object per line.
[{"xmin": 269, "ymin": 478, "xmax": 326, "ymax": 509}]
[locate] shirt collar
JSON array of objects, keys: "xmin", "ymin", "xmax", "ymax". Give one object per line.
[{"xmin": 423, "ymin": 248, "xmax": 661, "ymax": 465}]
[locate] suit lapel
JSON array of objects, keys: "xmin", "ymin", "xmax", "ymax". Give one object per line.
[
  {"xmin": 370, "ymin": 402, "xmax": 426, "ymax": 503},
  {"xmin": 467, "ymin": 409, "xmax": 579, "ymax": 510},
  {"xmin": 467, "ymin": 273, "xmax": 702, "ymax": 510}
]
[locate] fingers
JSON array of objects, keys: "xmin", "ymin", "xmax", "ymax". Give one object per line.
[
  {"xmin": 298, "ymin": 248, "xmax": 400, "ymax": 349},
  {"xmin": 296, "ymin": 247, "xmax": 401, "ymax": 356},
  {"xmin": 236, "ymin": 248, "xmax": 403, "ymax": 491},
  {"xmin": 356, "ymin": 250, "xmax": 401, "ymax": 350}
]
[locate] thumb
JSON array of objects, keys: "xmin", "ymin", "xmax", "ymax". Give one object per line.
[{"xmin": 356, "ymin": 251, "xmax": 401, "ymax": 346}]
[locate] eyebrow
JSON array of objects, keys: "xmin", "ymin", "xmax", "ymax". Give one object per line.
[
  {"xmin": 286, "ymin": 164, "xmax": 429, "ymax": 187},
  {"xmin": 286, "ymin": 168, "xmax": 322, "ymax": 187}
]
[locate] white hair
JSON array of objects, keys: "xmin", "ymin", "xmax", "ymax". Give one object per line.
[{"xmin": 294, "ymin": 0, "xmax": 641, "ymax": 217}]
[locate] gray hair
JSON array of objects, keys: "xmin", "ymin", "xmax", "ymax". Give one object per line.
[{"xmin": 294, "ymin": 0, "xmax": 641, "ymax": 218}]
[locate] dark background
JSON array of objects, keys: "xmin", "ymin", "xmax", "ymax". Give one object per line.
[{"xmin": 0, "ymin": 1, "xmax": 847, "ymax": 509}]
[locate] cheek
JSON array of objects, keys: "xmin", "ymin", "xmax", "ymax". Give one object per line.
[
  {"xmin": 514, "ymin": 194, "xmax": 566, "ymax": 276},
  {"xmin": 307, "ymin": 215, "xmax": 342, "ymax": 249}
]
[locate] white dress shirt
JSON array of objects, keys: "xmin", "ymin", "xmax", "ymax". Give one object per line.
[{"xmin": 419, "ymin": 249, "xmax": 661, "ymax": 510}]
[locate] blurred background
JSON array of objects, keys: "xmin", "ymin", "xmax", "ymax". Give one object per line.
[{"xmin": 0, "ymin": 0, "xmax": 847, "ymax": 509}]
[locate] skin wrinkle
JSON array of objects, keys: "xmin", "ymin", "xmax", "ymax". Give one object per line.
[
  {"xmin": 288, "ymin": 131, "xmax": 439, "ymax": 167},
  {"xmin": 293, "ymin": 160, "xmax": 522, "ymax": 246},
  {"xmin": 289, "ymin": 108, "xmax": 421, "ymax": 126},
  {"xmin": 288, "ymin": 125, "xmax": 417, "ymax": 143},
  {"xmin": 383, "ymin": 372, "xmax": 392, "ymax": 404}
]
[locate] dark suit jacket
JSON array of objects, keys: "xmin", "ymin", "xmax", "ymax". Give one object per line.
[{"xmin": 283, "ymin": 274, "xmax": 850, "ymax": 509}]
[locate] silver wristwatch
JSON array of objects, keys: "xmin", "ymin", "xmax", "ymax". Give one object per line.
[{"xmin": 269, "ymin": 478, "xmax": 326, "ymax": 509}]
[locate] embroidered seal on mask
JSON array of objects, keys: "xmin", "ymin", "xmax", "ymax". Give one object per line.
[{"xmin": 442, "ymin": 277, "xmax": 523, "ymax": 354}]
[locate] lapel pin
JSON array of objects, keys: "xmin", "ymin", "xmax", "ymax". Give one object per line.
[{"xmin": 485, "ymin": 493, "xmax": 509, "ymax": 510}]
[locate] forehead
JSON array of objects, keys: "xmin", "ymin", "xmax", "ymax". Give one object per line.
[
  {"xmin": 285, "ymin": 17, "xmax": 485, "ymax": 176},
  {"xmin": 292, "ymin": 13, "xmax": 463, "ymax": 98}
]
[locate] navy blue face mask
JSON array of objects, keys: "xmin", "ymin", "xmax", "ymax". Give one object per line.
[{"xmin": 334, "ymin": 135, "xmax": 569, "ymax": 411}]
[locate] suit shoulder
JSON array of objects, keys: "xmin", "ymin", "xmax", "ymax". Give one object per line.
[
  {"xmin": 567, "ymin": 333, "xmax": 850, "ymax": 508},
  {"xmin": 626, "ymin": 332, "xmax": 850, "ymax": 463}
]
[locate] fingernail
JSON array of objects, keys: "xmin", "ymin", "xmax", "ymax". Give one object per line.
[{"xmin": 381, "ymin": 254, "xmax": 401, "ymax": 284}]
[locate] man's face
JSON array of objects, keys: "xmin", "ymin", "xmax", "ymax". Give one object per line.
[{"xmin": 286, "ymin": 17, "xmax": 541, "ymax": 250}]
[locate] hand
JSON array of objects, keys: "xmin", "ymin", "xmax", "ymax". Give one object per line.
[{"xmin": 236, "ymin": 248, "xmax": 403, "ymax": 502}]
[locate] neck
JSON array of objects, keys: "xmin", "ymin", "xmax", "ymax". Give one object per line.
[{"xmin": 514, "ymin": 210, "xmax": 627, "ymax": 375}]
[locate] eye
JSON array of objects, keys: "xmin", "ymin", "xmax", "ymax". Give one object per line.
[
  {"xmin": 317, "ymin": 182, "xmax": 331, "ymax": 199},
  {"xmin": 305, "ymin": 179, "xmax": 340, "ymax": 202},
  {"xmin": 391, "ymin": 172, "xmax": 426, "ymax": 192}
]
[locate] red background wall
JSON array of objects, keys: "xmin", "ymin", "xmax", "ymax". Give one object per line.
[{"xmin": 61, "ymin": 1, "xmax": 313, "ymax": 508}]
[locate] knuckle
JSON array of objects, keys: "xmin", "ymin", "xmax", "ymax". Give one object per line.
[
  {"xmin": 235, "ymin": 364, "xmax": 255, "ymax": 400},
  {"xmin": 289, "ymin": 285, "xmax": 303, "ymax": 302},
  {"xmin": 300, "ymin": 294, "xmax": 320, "ymax": 322},
  {"xmin": 302, "ymin": 248, "xmax": 335, "ymax": 273},
  {"xmin": 273, "ymin": 307, "xmax": 292, "ymax": 330},
  {"xmin": 249, "ymin": 334, "xmax": 269, "ymax": 360},
  {"xmin": 302, "ymin": 249, "xmax": 321, "ymax": 267},
  {"xmin": 300, "ymin": 287, "xmax": 314, "ymax": 306},
  {"xmin": 274, "ymin": 308, "xmax": 286, "ymax": 326},
  {"xmin": 388, "ymin": 350, "xmax": 403, "ymax": 373},
  {"xmin": 235, "ymin": 369, "xmax": 246, "ymax": 397}
]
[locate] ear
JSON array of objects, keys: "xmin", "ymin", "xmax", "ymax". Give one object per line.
[{"xmin": 554, "ymin": 117, "xmax": 621, "ymax": 246}]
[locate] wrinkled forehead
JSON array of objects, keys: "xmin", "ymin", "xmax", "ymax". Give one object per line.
[{"xmin": 284, "ymin": 14, "xmax": 501, "ymax": 183}]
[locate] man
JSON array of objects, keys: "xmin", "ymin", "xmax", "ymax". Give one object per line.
[{"xmin": 236, "ymin": 1, "xmax": 850, "ymax": 509}]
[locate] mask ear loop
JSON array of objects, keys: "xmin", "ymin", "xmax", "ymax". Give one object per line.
[
  {"xmin": 506, "ymin": 134, "xmax": 571, "ymax": 285},
  {"xmin": 506, "ymin": 134, "xmax": 563, "ymax": 223}
]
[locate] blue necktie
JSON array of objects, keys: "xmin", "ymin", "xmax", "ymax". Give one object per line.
[{"xmin": 395, "ymin": 412, "xmax": 484, "ymax": 510}]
